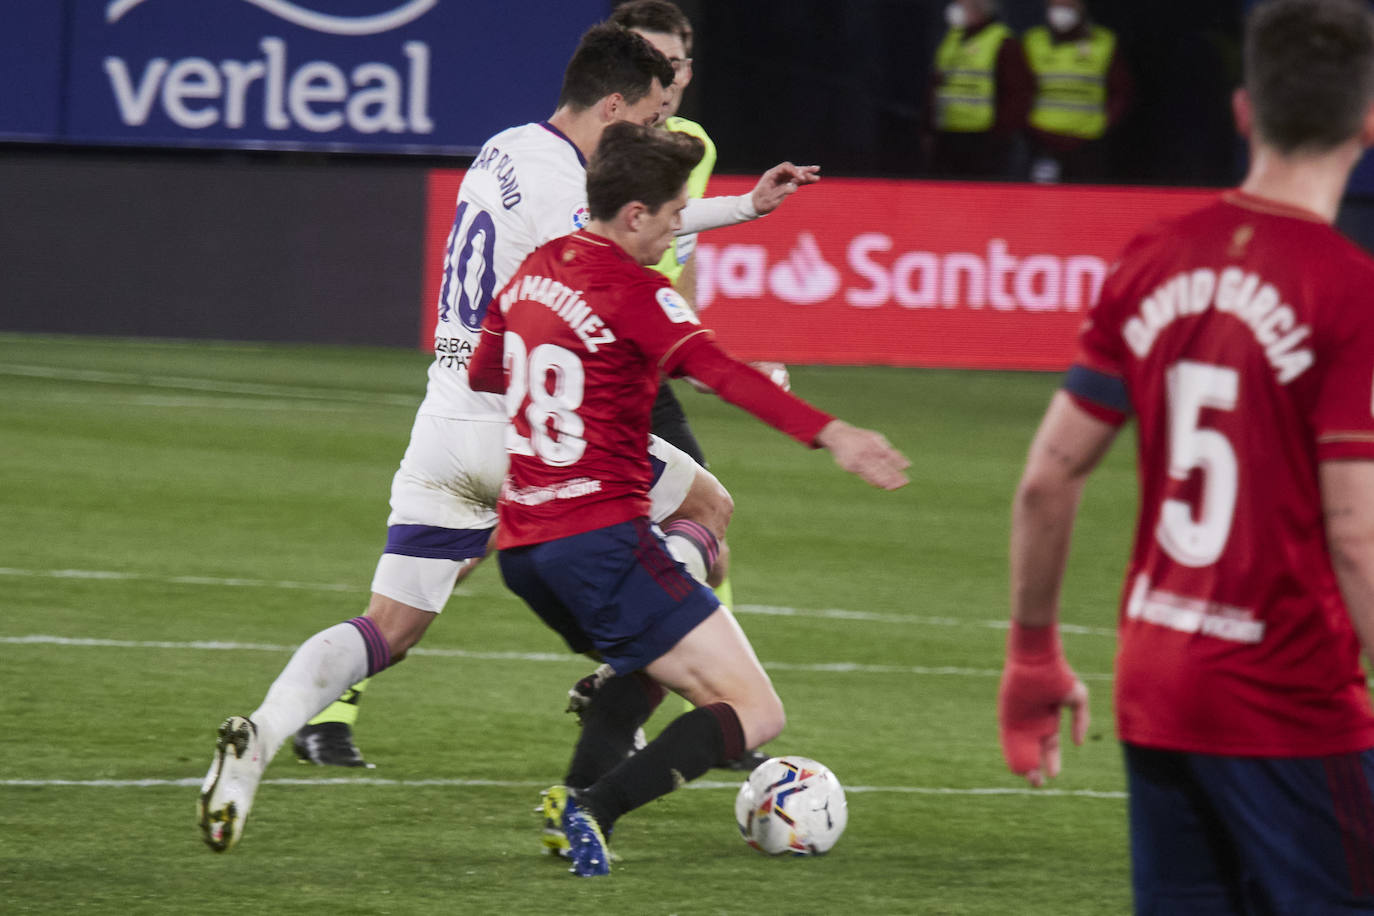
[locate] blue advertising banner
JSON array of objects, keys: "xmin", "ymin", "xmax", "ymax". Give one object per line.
[
  {"xmin": 0, "ymin": 1, "xmax": 66, "ymax": 140},
  {"xmin": 55, "ymin": 0, "xmax": 608, "ymax": 154}
]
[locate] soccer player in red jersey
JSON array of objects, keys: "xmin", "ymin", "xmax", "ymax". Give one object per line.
[
  {"xmin": 998, "ymin": 0, "xmax": 1374, "ymax": 909},
  {"xmin": 468, "ymin": 121, "xmax": 908, "ymax": 876}
]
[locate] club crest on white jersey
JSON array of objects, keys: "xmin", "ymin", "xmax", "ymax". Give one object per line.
[{"xmin": 656, "ymin": 287, "xmax": 698, "ymax": 324}]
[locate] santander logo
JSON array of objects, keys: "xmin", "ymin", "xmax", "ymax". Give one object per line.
[
  {"xmin": 696, "ymin": 233, "xmax": 1107, "ymax": 313},
  {"xmin": 105, "ymin": 0, "xmax": 438, "ymax": 36},
  {"xmin": 767, "ymin": 233, "xmax": 841, "ymax": 305}
]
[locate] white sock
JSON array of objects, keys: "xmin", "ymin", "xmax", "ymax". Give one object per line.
[
  {"xmin": 664, "ymin": 534, "xmax": 709, "ymax": 583},
  {"xmin": 250, "ymin": 622, "xmax": 369, "ymax": 766}
]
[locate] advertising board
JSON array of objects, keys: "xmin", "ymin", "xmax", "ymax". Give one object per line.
[
  {"xmin": 422, "ymin": 171, "xmax": 1217, "ymax": 370},
  {"xmin": 1, "ymin": 0, "xmax": 606, "ymax": 152},
  {"xmin": 0, "ymin": 0, "xmax": 65, "ymax": 140}
]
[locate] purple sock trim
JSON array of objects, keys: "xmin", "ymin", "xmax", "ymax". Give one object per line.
[
  {"xmin": 346, "ymin": 616, "xmax": 391, "ymax": 676},
  {"xmin": 703, "ymin": 701, "xmax": 745, "ymax": 764},
  {"xmin": 662, "ymin": 519, "xmax": 720, "ymax": 570}
]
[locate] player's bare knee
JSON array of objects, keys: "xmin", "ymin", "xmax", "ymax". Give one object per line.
[
  {"xmin": 703, "ymin": 476, "xmax": 734, "ymax": 536},
  {"xmin": 364, "ymin": 593, "xmax": 436, "ymax": 659},
  {"xmin": 673, "ymin": 470, "xmax": 733, "ymax": 541}
]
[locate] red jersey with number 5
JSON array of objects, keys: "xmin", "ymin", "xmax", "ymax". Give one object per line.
[{"xmin": 1072, "ymin": 191, "xmax": 1374, "ymax": 756}]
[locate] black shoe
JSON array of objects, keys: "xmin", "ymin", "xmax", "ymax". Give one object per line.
[
  {"xmin": 292, "ymin": 722, "xmax": 374, "ymax": 768},
  {"xmin": 721, "ymin": 748, "xmax": 771, "ymax": 772}
]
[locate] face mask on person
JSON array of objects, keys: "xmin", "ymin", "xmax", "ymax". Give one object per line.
[
  {"xmin": 1047, "ymin": 6, "xmax": 1082, "ymax": 31},
  {"xmin": 945, "ymin": 3, "xmax": 968, "ymax": 30}
]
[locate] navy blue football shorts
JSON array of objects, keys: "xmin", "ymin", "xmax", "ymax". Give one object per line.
[
  {"xmin": 497, "ymin": 517, "xmax": 721, "ymax": 676},
  {"xmin": 1124, "ymin": 742, "xmax": 1374, "ymax": 914}
]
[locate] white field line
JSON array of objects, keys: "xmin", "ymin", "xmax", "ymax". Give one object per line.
[
  {"xmin": 0, "ymin": 777, "xmax": 1125, "ymax": 799},
  {"xmin": 3, "ymin": 634, "xmax": 1113, "ymax": 680},
  {"xmin": 0, "ymin": 334, "xmax": 272, "ymax": 352},
  {"xmin": 0, "ymin": 567, "xmax": 1117, "ymax": 639},
  {"xmin": 0, "ymin": 363, "xmax": 417, "ymax": 407},
  {"xmin": 4, "ymin": 634, "xmax": 573, "ymax": 664},
  {"xmin": 6, "ymin": 391, "xmax": 379, "ymax": 412},
  {"xmin": 738, "ymin": 602, "xmax": 1113, "ymax": 637},
  {"xmin": 0, "ymin": 567, "xmax": 359, "ymax": 592}
]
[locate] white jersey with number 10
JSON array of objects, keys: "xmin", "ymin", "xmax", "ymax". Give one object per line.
[{"xmin": 418, "ymin": 122, "xmax": 592, "ymax": 422}]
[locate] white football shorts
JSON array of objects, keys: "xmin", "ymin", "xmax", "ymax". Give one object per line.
[{"xmin": 370, "ymin": 413, "xmax": 706, "ymax": 613}]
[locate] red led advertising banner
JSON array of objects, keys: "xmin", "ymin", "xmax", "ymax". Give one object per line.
[{"xmin": 422, "ymin": 171, "xmax": 1217, "ymax": 370}]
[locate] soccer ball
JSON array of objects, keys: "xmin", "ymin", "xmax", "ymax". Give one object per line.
[{"xmin": 734, "ymin": 756, "xmax": 848, "ymax": 855}]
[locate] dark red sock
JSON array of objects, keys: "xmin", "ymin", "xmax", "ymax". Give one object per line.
[{"xmin": 580, "ymin": 702, "xmax": 744, "ymax": 831}]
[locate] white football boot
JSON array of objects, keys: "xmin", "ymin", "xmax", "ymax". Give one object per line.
[{"xmin": 198, "ymin": 716, "xmax": 264, "ymax": 852}]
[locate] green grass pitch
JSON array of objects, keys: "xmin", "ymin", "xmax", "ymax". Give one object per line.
[{"xmin": 0, "ymin": 332, "xmax": 1140, "ymax": 914}]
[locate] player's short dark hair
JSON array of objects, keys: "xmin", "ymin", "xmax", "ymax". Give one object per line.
[
  {"xmin": 586, "ymin": 121, "xmax": 705, "ymax": 220},
  {"xmin": 1245, "ymin": 0, "xmax": 1374, "ymax": 153},
  {"xmin": 557, "ymin": 23, "xmax": 676, "ymax": 112},
  {"xmin": 610, "ymin": 0, "xmax": 694, "ymax": 56}
]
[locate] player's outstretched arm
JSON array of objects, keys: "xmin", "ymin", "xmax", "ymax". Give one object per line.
[
  {"xmin": 1320, "ymin": 460, "xmax": 1374, "ymax": 664},
  {"xmin": 813, "ymin": 419, "xmax": 909, "ymax": 491},
  {"xmin": 677, "ymin": 163, "xmax": 821, "ymax": 236},
  {"xmin": 1000, "ymin": 392, "xmax": 1116, "ymax": 786},
  {"xmin": 672, "ymin": 339, "xmax": 906, "ymax": 486},
  {"xmin": 749, "ymin": 162, "xmax": 821, "ymax": 215}
]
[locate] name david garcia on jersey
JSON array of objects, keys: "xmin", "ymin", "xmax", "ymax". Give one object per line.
[{"xmin": 1120, "ymin": 265, "xmax": 1313, "ymax": 383}]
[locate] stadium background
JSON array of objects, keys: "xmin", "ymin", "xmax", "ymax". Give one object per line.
[
  {"xmin": 3, "ymin": 3, "xmax": 1369, "ymax": 911},
  {"xmin": 5, "ymin": 0, "xmax": 1374, "ymax": 358}
]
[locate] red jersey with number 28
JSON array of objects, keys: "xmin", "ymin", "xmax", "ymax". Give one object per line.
[
  {"xmin": 469, "ymin": 230, "xmax": 831, "ymax": 549},
  {"xmin": 1072, "ymin": 192, "xmax": 1374, "ymax": 756}
]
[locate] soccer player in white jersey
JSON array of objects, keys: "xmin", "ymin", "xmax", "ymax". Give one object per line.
[
  {"xmin": 292, "ymin": 22, "xmax": 685, "ymax": 768},
  {"xmin": 199, "ymin": 23, "xmax": 819, "ymax": 852},
  {"xmin": 296, "ymin": 21, "xmax": 819, "ymax": 766}
]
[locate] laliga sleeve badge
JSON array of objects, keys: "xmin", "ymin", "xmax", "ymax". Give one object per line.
[
  {"xmin": 571, "ymin": 205, "xmax": 591, "ymax": 230},
  {"xmin": 656, "ymin": 287, "xmax": 699, "ymax": 324}
]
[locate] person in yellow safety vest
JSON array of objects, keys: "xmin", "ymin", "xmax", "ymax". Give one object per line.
[
  {"xmin": 926, "ymin": 0, "xmax": 1034, "ymax": 179},
  {"xmin": 1023, "ymin": 0, "xmax": 1132, "ymax": 183}
]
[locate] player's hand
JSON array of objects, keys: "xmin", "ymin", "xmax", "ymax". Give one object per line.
[
  {"xmin": 998, "ymin": 630, "xmax": 1089, "ymax": 787},
  {"xmin": 815, "ymin": 419, "xmax": 910, "ymax": 490},
  {"xmin": 750, "ymin": 162, "xmax": 821, "ymax": 215},
  {"xmin": 748, "ymin": 361, "xmax": 790, "ymax": 391}
]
